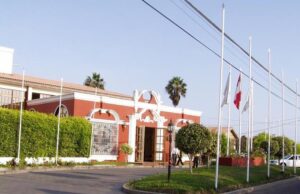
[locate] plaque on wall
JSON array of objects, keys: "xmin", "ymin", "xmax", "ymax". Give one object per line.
[{"xmin": 92, "ymin": 122, "xmax": 118, "ymax": 155}]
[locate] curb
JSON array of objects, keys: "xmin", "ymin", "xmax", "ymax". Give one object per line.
[
  {"xmin": 0, "ymin": 165, "xmax": 171, "ymax": 176},
  {"xmin": 222, "ymin": 176, "xmax": 299, "ymax": 194},
  {"xmin": 122, "ymin": 183, "xmax": 165, "ymax": 194}
]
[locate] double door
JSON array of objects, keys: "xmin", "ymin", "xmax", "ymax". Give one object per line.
[{"xmin": 135, "ymin": 126, "xmax": 165, "ymax": 162}]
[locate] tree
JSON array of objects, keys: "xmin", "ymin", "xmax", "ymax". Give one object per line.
[
  {"xmin": 165, "ymin": 76, "xmax": 187, "ymax": 107},
  {"xmin": 260, "ymin": 140, "xmax": 279, "ymax": 159},
  {"xmin": 273, "ymin": 136, "xmax": 294, "ymax": 159},
  {"xmin": 297, "ymin": 144, "xmax": 300, "ymax": 154},
  {"xmin": 253, "ymin": 132, "xmax": 267, "ymax": 152},
  {"xmin": 208, "ymin": 132, "xmax": 227, "ymax": 158},
  {"xmin": 84, "ymin": 72, "xmax": 105, "ymax": 89},
  {"xmin": 120, "ymin": 143, "xmax": 133, "ymax": 163},
  {"xmin": 176, "ymin": 123, "xmax": 211, "ymax": 174},
  {"xmin": 241, "ymin": 135, "xmax": 247, "ymax": 153}
]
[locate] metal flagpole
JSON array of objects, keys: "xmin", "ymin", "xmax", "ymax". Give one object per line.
[
  {"xmin": 250, "ymin": 80, "xmax": 254, "ymax": 151},
  {"xmin": 246, "ymin": 36, "xmax": 252, "ymax": 183},
  {"xmin": 215, "ymin": 4, "xmax": 225, "ymax": 190},
  {"xmin": 55, "ymin": 78, "xmax": 63, "ymax": 165},
  {"xmin": 226, "ymin": 66, "xmax": 232, "ymax": 156},
  {"xmin": 239, "ymin": 70, "xmax": 242, "ymax": 155},
  {"xmin": 265, "ymin": 118, "xmax": 267, "ymax": 140},
  {"xmin": 294, "ymin": 79, "xmax": 298, "ymax": 174},
  {"xmin": 89, "ymin": 87, "xmax": 98, "ymax": 157},
  {"xmin": 17, "ymin": 69, "xmax": 25, "ymax": 163},
  {"xmin": 267, "ymin": 49, "xmax": 271, "ymax": 178},
  {"xmin": 281, "ymin": 71, "xmax": 285, "ymax": 173}
]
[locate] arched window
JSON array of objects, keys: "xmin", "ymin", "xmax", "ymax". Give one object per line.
[
  {"xmin": 28, "ymin": 108, "xmax": 36, "ymax": 112},
  {"xmin": 54, "ymin": 105, "xmax": 69, "ymax": 117}
]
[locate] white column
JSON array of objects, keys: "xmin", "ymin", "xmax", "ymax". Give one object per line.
[
  {"xmin": 89, "ymin": 87, "xmax": 98, "ymax": 157},
  {"xmin": 128, "ymin": 115, "xmax": 137, "ymax": 162},
  {"xmin": 27, "ymin": 87, "xmax": 33, "ymax": 101}
]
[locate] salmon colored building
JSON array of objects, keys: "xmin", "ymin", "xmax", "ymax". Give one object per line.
[
  {"xmin": 0, "ymin": 46, "xmax": 202, "ymax": 164},
  {"xmin": 26, "ymin": 90, "xmax": 201, "ymax": 163}
]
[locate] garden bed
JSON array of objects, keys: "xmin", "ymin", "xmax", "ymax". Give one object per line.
[
  {"xmin": 219, "ymin": 156, "xmax": 264, "ymax": 167},
  {"xmin": 129, "ymin": 165, "xmax": 297, "ymax": 194}
]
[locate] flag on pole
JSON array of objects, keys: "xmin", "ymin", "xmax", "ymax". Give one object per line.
[
  {"xmin": 234, "ymin": 74, "xmax": 242, "ymax": 109},
  {"xmin": 242, "ymin": 94, "xmax": 250, "ymax": 113},
  {"xmin": 222, "ymin": 72, "xmax": 231, "ymax": 107}
]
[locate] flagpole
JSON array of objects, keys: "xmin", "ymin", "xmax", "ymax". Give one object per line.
[
  {"xmin": 17, "ymin": 69, "xmax": 25, "ymax": 164},
  {"xmin": 294, "ymin": 79, "xmax": 298, "ymax": 174},
  {"xmin": 246, "ymin": 36, "xmax": 252, "ymax": 183},
  {"xmin": 239, "ymin": 100, "xmax": 242, "ymax": 154},
  {"xmin": 267, "ymin": 49, "xmax": 271, "ymax": 178},
  {"xmin": 55, "ymin": 78, "xmax": 63, "ymax": 166},
  {"xmin": 239, "ymin": 70, "xmax": 242, "ymax": 155},
  {"xmin": 226, "ymin": 66, "xmax": 232, "ymax": 156},
  {"xmin": 250, "ymin": 80, "xmax": 254, "ymax": 151},
  {"xmin": 281, "ymin": 71, "xmax": 285, "ymax": 173},
  {"xmin": 265, "ymin": 118, "xmax": 267, "ymax": 140},
  {"xmin": 89, "ymin": 87, "xmax": 98, "ymax": 157},
  {"xmin": 215, "ymin": 4, "xmax": 225, "ymax": 190}
]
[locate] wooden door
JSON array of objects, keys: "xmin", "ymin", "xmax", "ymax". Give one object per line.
[{"xmin": 135, "ymin": 126, "xmax": 145, "ymax": 162}]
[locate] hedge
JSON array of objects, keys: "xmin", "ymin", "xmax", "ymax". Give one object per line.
[{"xmin": 0, "ymin": 108, "xmax": 91, "ymax": 157}]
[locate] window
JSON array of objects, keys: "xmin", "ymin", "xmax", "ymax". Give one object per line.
[
  {"xmin": 32, "ymin": 92, "xmax": 51, "ymax": 100},
  {"xmin": 54, "ymin": 105, "xmax": 69, "ymax": 117},
  {"xmin": 155, "ymin": 128, "xmax": 164, "ymax": 161},
  {"xmin": 92, "ymin": 122, "xmax": 118, "ymax": 155},
  {"xmin": 0, "ymin": 88, "xmax": 23, "ymax": 109}
]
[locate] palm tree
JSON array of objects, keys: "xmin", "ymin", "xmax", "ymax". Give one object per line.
[
  {"xmin": 165, "ymin": 76, "xmax": 187, "ymax": 107},
  {"xmin": 84, "ymin": 72, "xmax": 105, "ymax": 89}
]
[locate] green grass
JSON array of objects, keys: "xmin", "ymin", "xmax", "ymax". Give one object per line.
[{"xmin": 130, "ymin": 165, "xmax": 300, "ymax": 194}]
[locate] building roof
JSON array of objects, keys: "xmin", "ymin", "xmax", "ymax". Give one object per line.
[
  {"xmin": 0, "ymin": 73, "xmax": 132, "ymax": 100},
  {"xmin": 207, "ymin": 126, "xmax": 238, "ymax": 139}
]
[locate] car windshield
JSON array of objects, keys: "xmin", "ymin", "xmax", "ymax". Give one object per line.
[{"xmin": 284, "ymin": 155, "xmax": 291, "ymax": 159}]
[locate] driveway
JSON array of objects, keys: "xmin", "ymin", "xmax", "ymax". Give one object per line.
[{"xmin": 0, "ymin": 167, "xmax": 167, "ymax": 194}]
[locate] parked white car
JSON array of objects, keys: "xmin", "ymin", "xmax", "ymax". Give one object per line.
[{"xmin": 279, "ymin": 155, "xmax": 300, "ymax": 167}]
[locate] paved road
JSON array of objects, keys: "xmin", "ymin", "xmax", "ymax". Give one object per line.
[
  {"xmin": 249, "ymin": 177, "xmax": 300, "ymax": 194},
  {"xmin": 0, "ymin": 167, "xmax": 167, "ymax": 194}
]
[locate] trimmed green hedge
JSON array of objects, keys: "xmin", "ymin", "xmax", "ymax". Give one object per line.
[{"xmin": 0, "ymin": 108, "xmax": 91, "ymax": 157}]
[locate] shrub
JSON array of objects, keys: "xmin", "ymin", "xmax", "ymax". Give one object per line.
[
  {"xmin": 0, "ymin": 108, "xmax": 91, "ymax": 158},
  {"xmin": 176, "ymin": 123, "xmax": 211, "ymax": 173},
  {"xmin": 120, "ymin": 143, "xmax": 133, "ymax": 163}
]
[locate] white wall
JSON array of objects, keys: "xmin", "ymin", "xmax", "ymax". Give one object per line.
[{"xmin": 0, "ymin": 47, "xmax": 14, "ymax": 74}]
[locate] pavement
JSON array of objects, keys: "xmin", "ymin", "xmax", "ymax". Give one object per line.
[
  {"xmin": 224, "ymin": 176, "xmax": 300, "ymax": 194},
  {"xmin": 0, "ymin": 167, "xmax": 166, "ymax": 194},
  {"xmin": 0, "ymin": 166, "xmax": 299, "ymax": 194}
]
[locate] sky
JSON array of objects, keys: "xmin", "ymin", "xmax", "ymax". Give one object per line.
[{"xmin": 1, "ymin": 0, "xmax": 300, "ymax": 141}]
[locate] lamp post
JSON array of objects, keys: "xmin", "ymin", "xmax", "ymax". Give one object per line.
[{"xmin": 167, "ymin": 120, "xmax": 175, "ymax": 183}]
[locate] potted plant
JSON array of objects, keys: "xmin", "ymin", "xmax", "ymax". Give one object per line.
[{"xmin": 120, "ymin": 143, "xmax": 133, "ymax": 163}]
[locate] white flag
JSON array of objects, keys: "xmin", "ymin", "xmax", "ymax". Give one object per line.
[
  {"xmin": 242, "ymin": 94, "xmax": 250, "ymax": 113},
  {"xmin": 221, "ymin": 72, "xmax": 231, "ymax": 107}
]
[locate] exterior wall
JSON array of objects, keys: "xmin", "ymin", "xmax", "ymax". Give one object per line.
[
  {"xmin": 26, "ymin": 92, "xmax": 202, "ymax": 163},
  {"xmin": 27, "ymin": 99, "xmax": 75, "ymax": 116}
]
